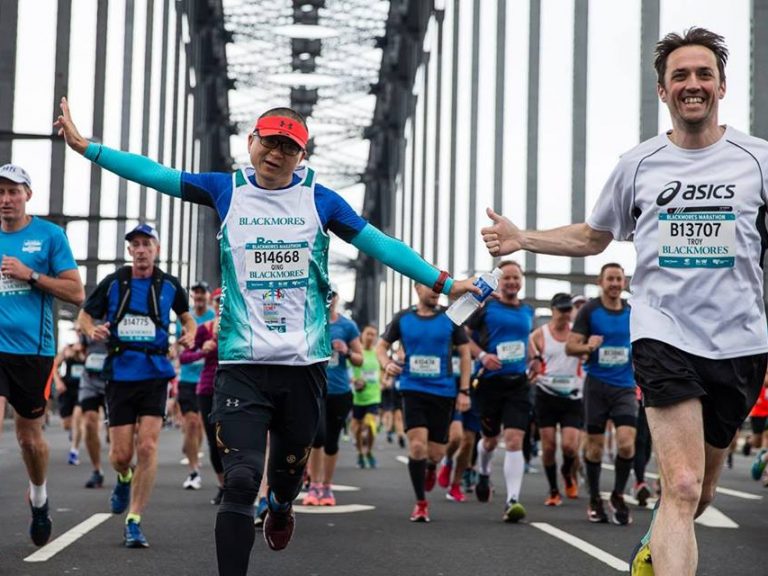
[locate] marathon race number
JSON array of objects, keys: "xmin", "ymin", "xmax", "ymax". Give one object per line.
[
  {"xmin": 598, "ymin": 346, "xmax": 629, "ymax": 367},
  {"xmin": 245, "ymin": 241, "xmax": 310, "ymax": 289},
  {"xmin": 85, "ymin": 353, "xmax": 107, "ymax": 372},
  {"xmin": 363, "ymin": 369, "xmax": 379, "ymax": 383},
  {"xmin": 0, "ymin": 272, "xmax": 31, "ymax": 296},
  {"xmin": 496, "ymin": 340, "xmax": 526, "ymax": 363},
  {"xmin": 409, "ymin": 355, "xmax": 441, "ymax": 378},
  {"xmin": 117, "ymin": 314, "xmax": 156, "ymax": 342},
  {"xmin": 658, "ymin": 212, "xmax": 736, "ymax": 268}
]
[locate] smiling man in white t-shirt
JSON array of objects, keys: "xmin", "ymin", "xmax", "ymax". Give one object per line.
[{"xmin": 481, "ymin": 27, "xmax": 768, "ymax": 576}]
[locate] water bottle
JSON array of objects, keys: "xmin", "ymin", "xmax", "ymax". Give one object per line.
[{"xmin": 445, "ymin": 267, "xmax": 503, "ymax": 326}]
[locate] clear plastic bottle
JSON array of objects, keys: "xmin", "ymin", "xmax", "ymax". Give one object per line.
[{"xmin": 445, "ymin": 267, "xmax": 503, "ymax": 325}]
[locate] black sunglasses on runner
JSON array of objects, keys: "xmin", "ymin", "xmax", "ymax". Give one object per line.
[{"xmin": 254, "ymin": 132, "xmax": 303, "ymax": 156}]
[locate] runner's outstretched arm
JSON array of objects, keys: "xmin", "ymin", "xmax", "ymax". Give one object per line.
[
  {"xmin": 55, "ymin": 97, "xmax": 182, "ymax": 197},
  {"xmin": 351, "ymin": 225, "xmax": 477, "ymax": 298}
]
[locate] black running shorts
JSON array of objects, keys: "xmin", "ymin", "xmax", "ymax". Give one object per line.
[
  {"xmin": 177, "ymin": 383, "xmax": 199, "ymax": 414},
  {"xmin": 633, "ymin": 338, "xmax": 767, "ymax": 449},
  {"xmin": 535, "ymin": 388, "xmax": 583, "ymax": 429},
  {"xmin": 57, "ymin": 384, "xmax": 80, "ymax": 418},
  {"xmin": 105, "ymin": 378, "xmax": 169, "ymax": 427},
  {"xmin": 381, "ymin": 387, "xmax": 403, "ymax": 412},
  {"xmin": 583, "ymin": 375, "xmax": 638, "ymax": 434},
  {"xmin": 0, "ymin": 352, "xmax": 54, "ymax": 419},
  {"xmin": 401, "ymin": 391, "xmax": 455, "ymax": 444},
  {"xmin": 474, "ymin": 374, "xmax": 532, "ymax": 437}
]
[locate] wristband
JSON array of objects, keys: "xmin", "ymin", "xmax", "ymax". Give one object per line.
[
  {"xmin": 432, "ymin": 270, "xmax": 450, "ymax": 295},
  {"xmin": 533, "ymin": 354, "xmax": 544, "ymax": 362},
  {"xmin": 458, "ymin": 389, "xmax": 470, "ymax": 396},
  {"xmin": 478, "ymin": 351, "xmax": 487, "ymax": 361}
]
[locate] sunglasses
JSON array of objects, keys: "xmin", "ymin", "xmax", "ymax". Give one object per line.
[{"xmin": 254, "ymin": 132, "xmax": 303, "ymax": 157}]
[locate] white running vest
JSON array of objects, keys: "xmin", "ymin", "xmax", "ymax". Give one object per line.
[
  {"xmin": 535, "ymin": 324, "xmax": 583, "ymax": 399},
  {"xmin": 217, "ymin": 166, "xmax": 331, "ymax": 365}
]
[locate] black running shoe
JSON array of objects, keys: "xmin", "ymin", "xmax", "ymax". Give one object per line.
[
  {"xmin": 263, "ymin": 504, "xmax": 295, "ymax": 551},
  {"xmin": 29, "ymin": 499, "xmax": 53, "ymax": 547},
  {"xmin": 587, "ymin": 497, "xmax": 608, "ymax": 523},
  {"xmin": 609, "ymin": 491, "xmax": 632, "ymax": 525},
  {"xmin": 85, "ymin": 470, "xmax": 104, "ymax": 489},
  {"xmin": 634, "ymin": 482, "xmax": 651, "ymax": 508},
  {"xmin": 475, "ymin": 474, "xmax": 492, "ymax": 503}
]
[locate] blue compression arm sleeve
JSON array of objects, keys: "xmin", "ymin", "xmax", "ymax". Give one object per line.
[
  {"xmin": 84, "ymin": 143, "xmax": 182, "ymax": 198},
  {"xmin": 351, "ymin": 224, "xmax": 454, "ymax": 295}
]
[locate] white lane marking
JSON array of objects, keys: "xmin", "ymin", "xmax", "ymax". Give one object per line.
[
  {"xmin": 294, "ymin": 504, "xmax": 375, "ymax": 514},
  {"xmin": 530, "ymin": 522, "xmax": 629, "ymax": 572},
  {"xmin": 714, "ymin": 486, "xmax": 762, "ymax": 500},
  {"xmin": 24, "ymin": 513, "xmax": 113, "ymax": 563},
  {"xmin": 601, "ymin": 463, "xmax": 762, "ymax": 500},
  {"xmin": 296, "ymin": 484, "xmax": 361, "ymax": 500},
  {"xmin": 396, "ymin": 456, "xmax": 409, "ymax": 465},
  {"xmin": 600, "ymin": 492, "xmax": 738, "ymax": 529},
  {"xmin": 695, "ymin": 506, "xmax": 739, "ymax": 528},
  {"xmin": 326, "ymin": 484, "xmax": 361, "ymax": 492}
]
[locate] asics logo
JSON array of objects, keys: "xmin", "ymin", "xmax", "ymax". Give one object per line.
[{"xmin": 656, "ymin": 180, "xmax": 736, "ymax": 206}]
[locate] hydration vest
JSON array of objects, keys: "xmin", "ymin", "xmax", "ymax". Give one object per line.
[{"xmin": 107, "ymin": 266, "xmax": 169, "ymax": 357}]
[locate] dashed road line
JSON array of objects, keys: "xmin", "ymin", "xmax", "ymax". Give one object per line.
[
  {"xmin": 530, "ymin": 522, "xmax": 629, "ymax": 572},
  {"xmin": 24, "ymin": 513, "xmax": 113, "ymax": 563},
  {"xmin": 601, "ymin": 463, "xmax": 762, "ymax": 500},
  {"xmin": 294, "ymin": 504, "xmax": 375, "ymax": 514}
]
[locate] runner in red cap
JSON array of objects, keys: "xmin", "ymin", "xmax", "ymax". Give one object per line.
[
  {"xmin": 56, "ymin": 98, "xmax": 478, "ymax": 576},
  {"xmin": 253, "ymin": 116, "xmax": 309, "ymax": 150}
]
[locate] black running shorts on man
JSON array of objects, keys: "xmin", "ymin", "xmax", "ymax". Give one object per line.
[
  {"xmin": 0, "ymin": 352, "xmax": 54, "ymax": 419},
  {"xmin": 633, "ymin": 338, "xmax": 768, "ymax": 449},
  {"xmin": 473, "ymin": 374, "xmax": 532, "ymax": 437},
  {"xmin": 583, "ymin": 375, "xmax": 638, "ymax": 434},
  {"xmin": 401, "ymin": 391, "xmax": 455, "ymax": 443},
  {"xmin": 535, "ymin": 388, "xmax": 583, "ymax": 429},
  {"xmin": 106, "ymin": 378, "xmax": 168, "ymax": 427},
  {"xmin": 177, "ymin": 384, "xmax": 199, "ymax": 415}
]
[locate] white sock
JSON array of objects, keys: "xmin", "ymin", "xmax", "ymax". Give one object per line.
[
  {"xmin": 29, "ymin": 481, "xmax": 47, "ymax": 508},
  {"xmin": 503, "ymin": 450, "xmax": 525, "ymax": 503},
  {"xmin": 477, "ymin": 438, "xmax": 495, "ymax": 476}
]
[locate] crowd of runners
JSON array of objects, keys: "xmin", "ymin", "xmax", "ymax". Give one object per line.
[{"xmin": 2, "ymin": 25, "xmax": 767, "ymax": 576}]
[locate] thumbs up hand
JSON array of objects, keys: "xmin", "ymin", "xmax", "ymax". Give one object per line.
[{"xmin": 481, "ymin": 207, "xmax": 523, "ymax": 256}]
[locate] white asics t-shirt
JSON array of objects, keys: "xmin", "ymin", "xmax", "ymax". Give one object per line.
[{"xmin": 587, "ymin": 126, "xmax": 768, "ymax": 359}]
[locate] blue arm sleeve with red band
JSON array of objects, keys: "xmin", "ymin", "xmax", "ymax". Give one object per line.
[
  {"xmin": 85, "ymin": 143, "xmax": 183, "ymax": 197},
  {"xmin": 351, "ymin": 225, "xmax": 454, "ymax": 295}
]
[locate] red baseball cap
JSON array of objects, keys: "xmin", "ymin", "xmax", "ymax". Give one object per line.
[{"xmin": 254, "ymin": 116, "xmax": 309, "ymax": 150}]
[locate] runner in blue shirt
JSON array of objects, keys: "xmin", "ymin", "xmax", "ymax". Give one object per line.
[
  {"xmin": 303, "ymin": 287, "xmax": 362, "ymax": 507},
  {"xmin": 175, "ymin": 280, "xmax": 216, "ymax": 491},
  {"xmin": 567, "ymin": 262, "xmax": 637, "ymax": 526},
  {"xmin": 78, "ymin": 223, "xmax": 196, "ymax": 548},
  {"xmin": 56, "ymin": 98, "xmax": 476, "ymax": 576},
  {"xmin": 0, "ymin": 163, "xmax": 84, "ymax": 547},
  {"xmin": 466, "ymin": 260, "xmax": 535, "ymax": 523},
  {"xmin": 377, "ymin": 283, "xmax": 471, "ymax": 522}
]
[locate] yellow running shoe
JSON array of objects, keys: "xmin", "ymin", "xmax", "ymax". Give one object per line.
[
  {"xmin": 630, "ymin": 540, "xmax": 653, "ymax": 575},
  {"xmin": 630, "ymin": 499, "xmax": 659, "ymax": 575}
]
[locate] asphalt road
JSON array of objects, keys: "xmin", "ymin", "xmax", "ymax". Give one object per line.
[{"xmin": 1, "ymin": 417, "xmax": 766, "ymax": 576}]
